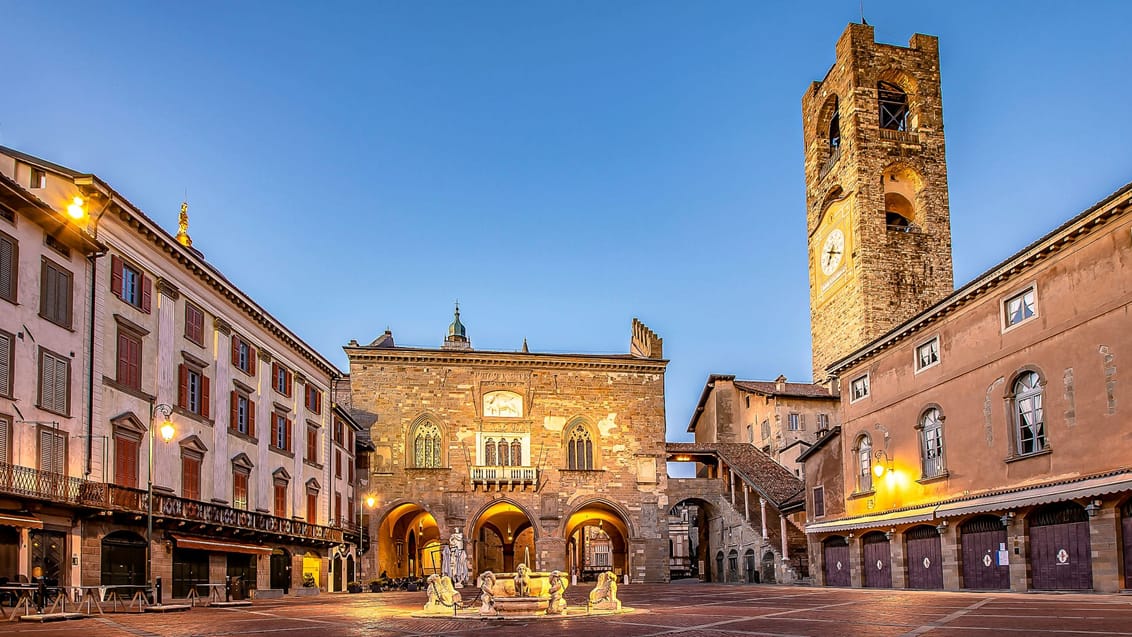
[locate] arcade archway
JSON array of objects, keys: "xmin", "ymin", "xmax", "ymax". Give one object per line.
[
  {"xmin": 564, "ymin": 501, "xmax": 629, "ymax": 581},
  {"xmin": 376, "ymin": 503, "xmax": 440, "ymax": 578},
  {"xmin": 472, "ymin": 501, "xmax": 535, "ymax": 574},
  {"xmin": 669, "ymin": 498, "xmax": 713, "ymax": 581}
]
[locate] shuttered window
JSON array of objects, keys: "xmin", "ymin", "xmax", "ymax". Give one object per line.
[
  {"xmin": 182, "ymin": 454, "xmax": 202, "ymax": 501},
  {"xmin": 0, "ymin": 329, "xmax": 13, "ymax": 398},
  {"xmin": 306, "ymin": 491, "xmax": 318, "ymax": 524},
  {"xmin": 116, "ymin": 329, "xmax": 142, "ymax": 389},
  {"xmin": 110, "ymin": 255, "xmax": 152, "ymax": 312},
  {"xmin": 334, "ymin": 450, "xmax": 342, "ymax": 478},
  {"xmin": 0, "ymin": 231, "xmax": 16, "ymax": 303},
  {"xmin": 305, "ymin": 385, "xmax": 321, "ymax": 414},
  {"xmin": 38, "ymin": 428, "xmax": 66, "ymax": 474},
  {"xmin": 233, "ymin": 470, "xmax": 249, "ymax": 510},
  {"xmin": 273, "ymin": 482, "xmax": 287, "ymax": 518},
  {"xmin": 184, "ymin": 302, "xmax": 204, "ymax": 346},
  {"xmin": 40, "ymin": 258, "xmax": 72, "ymax": 328},
  {"xmin": 270, "ymin": 413, "xmax": 291, "ymax": 452},
  {"xmin": 306, "ymin": 426, "xmax": 318, "ymax": 464},
  {"xmin": 334, "ymin": 493, "xmax": 342, "ymax": 525},
  {"xmin": 0, "ymin": 415, "xmax": 11, "ymax": 464},
  {"xmin": 177, "ymin": 364, "xmax": 210, "ymax": 418},
  {"xmin": 231, "ymin": 335, "xmax": 255, "ymax": 375},
  {"xmin": 38, "ymin": 348, "xmax": 70, "ymax": 415},
  {"xmin": 230, "ymin": 392, "xmax": 255, "ymax": 437},
  {"xmin": 114, "ymin": 434, "xmax": 140, "ymax": 488},
  {"xmin": 272, "ymin": 363, "xmax": 292, "ymax": 397}
]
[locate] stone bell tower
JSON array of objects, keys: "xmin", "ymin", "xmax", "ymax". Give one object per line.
[{"xmin": 802, "ymin": 23, "xmax": 954, "ymax": 383}]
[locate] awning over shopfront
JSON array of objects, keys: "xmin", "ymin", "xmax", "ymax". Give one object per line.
[
  {"xmin": 0, "ymin": 512, "xmax": 44, "ymax": 529},
  {"xmin": 806, "ymin": 469, "xmax": 1132, "ymax": 533},
  {"xmin": 934, "ymin": 471, "xmax": 1132, "ymax": 519},
  {"xmin": 806, "ymin": 506, "xmax": 937, "ymax": 533},
  {"xmin": 170, "ymin": 534, "xmax": 273, "ymax": 556}
]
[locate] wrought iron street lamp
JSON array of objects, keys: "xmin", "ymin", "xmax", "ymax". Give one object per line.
[{"xmin": 147, "ymin": 403, "xmax": 175, "ymax": 597}]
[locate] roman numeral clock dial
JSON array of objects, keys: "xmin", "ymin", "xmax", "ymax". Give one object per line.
[{"xmin": 821, "ymin": 228, "xmax": 845, "ymax": 276}]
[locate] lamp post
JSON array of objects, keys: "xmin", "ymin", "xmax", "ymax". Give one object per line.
[{"xmin": 147, "ymin": 403, "xmax": 175, "ymax": 599}]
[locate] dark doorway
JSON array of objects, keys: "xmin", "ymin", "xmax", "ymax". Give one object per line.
[
  {"xmin": 822, "ymin": 536, "xmax": 849, "ymax": 587},
  {"xmin": 332, "ymin": 555, "xmax": 343, "ymax": 591},
  {"xmin": 0, "ymin": 526, "xmax": 18, "ymax": 582},
  {"xmin": 270, "ymin": 548, "xmax": 291, "ymax": 593},
  {"xmin": 714, "ymin": 551, "xmax": 723, "ymax": 583},
  {"xmin": 960, "ymin": 515, "xmax": 1009, "ymax": 590},
  {"xmin": 761, "ymin": 551, "xmax": 777, "ymax": 584},
  {"xmin": 172, "ymin": 548, "xmax": 209, "ymax": 598},
  {"xmin": 744, "ymin": 549, "xmax": 756, "ymax": 583},
  {"xmin": 861, "ymin": 531, "xmax": 892, "ymax": 588},
  {"xmin": 100, "ymin": 531, "xmax": 146, "ymax": 586},
  {"xmin": 1029, "ymin": 503, "xmax": 1092, "ymax": 590},
  {"xmin": 346, "ymin": 556, "xmax": 355, "ymax": 585},
  {"xmin": 227, "ymin": 554, "xmax": 256, "ymax": 596},
  {"xmin": 905, "ymin": 525, "xmax": 943, "ymax": 589},
  {"xmin": 29, "ymin": 530, "xmax": 65, "ymax": 585}
]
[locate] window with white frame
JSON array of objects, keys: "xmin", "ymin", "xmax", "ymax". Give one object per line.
[
  {"xmin": 915, "ymin": 337, "xmax": 940, "ymax": 371},
  {"xmin": 849, "ymin": 374, "xmax": 870, "ymax": 402},
  {"xmin": 816, "ymin": 413, "xmax": 830, "ymax": 431},
  {"xmin": 1012, "ymin": 371, "xmax": 1046, "ymax": 455},
  {"xmin": 788, "ymin": 413, "xmax": 801, "ymax": 431},
  {"xmin": 1004, "ymin": 286, "xmax": 1037, "ymax": 328},
  {"xmin": 918, "ymin": 407, "xmax": 945, "ymax": 478},
  {"xmin": 855, "ymin": 434, "xmax": 873, "ymax": 493}
]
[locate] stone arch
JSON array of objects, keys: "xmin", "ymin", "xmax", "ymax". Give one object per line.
[
  {"xmin": 668, "ymin": 497, "xmax": 713, "ymax": 582},
  {"xmin": 469, "ymin": 497, "xmax": 540, "ymax": 542},
  {"xmin": 881, "ymin": 163, "xmax": 926, "ymax": 230},
  {"xmin": 561, "ymin": 497, "xmax": 636, "ymax": 540}
]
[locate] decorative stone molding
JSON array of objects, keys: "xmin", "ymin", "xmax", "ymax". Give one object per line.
[
  {"xmin": 213, "ymin": 317, "xmax": 232, "ymax": 335},
  {"xmin": 155, "ymin": 277, "xmax": 181, "ymax": 300},
  {"xmin": 113, "ymin": 313, "xmax": 151, "ymax": 336},
  {"xmin": 258, "ymin": 349, "xmax": 273, "ymax": 363}
]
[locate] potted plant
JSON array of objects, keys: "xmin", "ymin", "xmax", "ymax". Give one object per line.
[{"xmin": 302, "ymin": 573, "xmax": 317, "ymax": 588}]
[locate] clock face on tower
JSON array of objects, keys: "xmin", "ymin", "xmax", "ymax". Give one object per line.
[{"xmin": 820, "ymin": 228, "xmax": 845, "ymax": 276}]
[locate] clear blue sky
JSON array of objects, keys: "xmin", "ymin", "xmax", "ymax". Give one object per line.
[{"xmin": 3, "ymin": 2, "xmax": 1130, "ymax": 446}]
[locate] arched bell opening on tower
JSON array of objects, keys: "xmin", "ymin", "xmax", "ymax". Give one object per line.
[
  {"xmin": 882, "ymin": 165, "xmax": 924, "ymax": 233},
  {"xmin": 878, "ymin": 81, "xmax": 909, "ymax": 132}
]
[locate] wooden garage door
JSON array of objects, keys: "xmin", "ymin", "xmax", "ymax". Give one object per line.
[
  {"xmin": 905, "ymin": 525, "xmax": 943, "ymax": 589},
  {"xmin": 822, "ymin": 536, "xmax": 850, "ymax": 587},
  {"xmin": 861, "ymin": 531, "xmax": 892, "ymax": 588},
  {"xmin": 960, "ymin": 515, "xmax": 1009, "ymax": 590},
  {"xmin": 1029, "ymin": 503, "xmax": 1092, "ymax": 591}
]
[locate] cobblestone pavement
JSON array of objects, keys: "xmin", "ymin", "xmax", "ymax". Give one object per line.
[{"xmin": 6, "ymin": 583, "xmax": 1132, "ymax": 637}]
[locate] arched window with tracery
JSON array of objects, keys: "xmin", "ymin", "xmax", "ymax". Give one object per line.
[
  {"xmin": 412, "ymin": 420, "xmax": 442, "ymax": 468},
  {"xmin": 497, "ymin": 439, "xmax": 510, "ymax": 466},
  {"xmin": 567, "ymin": 424, "xmax": 594, "ymax": 470},
  {"xmin": 878, "ymin": 81, "xmax": 908, "ymax": 131},
  {"xmin": 511, "ymin": 440, "xmax": 522, "ymax": 466},
  {"xmin": 1013, "ymin": 371, "xmax": 1046, "ymax": 455}
]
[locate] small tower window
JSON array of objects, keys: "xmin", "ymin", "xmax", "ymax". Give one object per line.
[
  {"xmin": 828, "ymin": 101, "xmax": 841, "ymax": 150},
  {"xmin": 878, "ymin": 81, "xmax": 908, "ymax": 131}
]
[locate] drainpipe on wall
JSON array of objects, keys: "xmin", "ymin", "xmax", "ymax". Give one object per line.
[{"xmin": 83, "ymin": 199, "xmax": 112, "ymax": 477}]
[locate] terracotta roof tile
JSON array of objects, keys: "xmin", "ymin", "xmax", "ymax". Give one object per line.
[
  {"xmin": 666, "ymin": 442, "xmax": 804, "ymax": 506},
  {"xmin": 733, "ymin": 380, "xmax": 836, "ymax": 399}
]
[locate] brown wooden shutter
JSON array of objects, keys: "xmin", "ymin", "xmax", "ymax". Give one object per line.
[
  {"xmin": 285, "ymin": 418, "xmax": 292, "ymax": 451},
  {"xmin": 230, "ymin": 391, "xmax": 238, "ymax": 431},
  {"xmin": 200, "ymin": 374, "xmax": 210, "ymax": 418},
  {"xmin": 110, "ymin": 254, "xmax": 123, "ymax": 298},
  {"xmin": 286, "ymin": 370, "xmax": 293, "ymax": 397},
  {"xmin": 248, "ymin": 345, "xmax": 256, "ymax": 376},
  {"xmin": 270, "ymin": 414, "xmax": 279, "ymax": 448},
  {"xmin": 117, "ymin": 332, "xmax": 130, "ymax": 384},
  {"xmin": 177, "ymin": 364, "xmax": 188, "ymax": 409},
  {"xmin": 248, "ymin": 400, "xmax": 256, "ymax": 438},
  {"xmin": 230, "ymin": 335, "xmax": 239, "ymax": 367},
  {"xmin": 140, "ymin": 273, "xmax": 152, "ymax": 313}
]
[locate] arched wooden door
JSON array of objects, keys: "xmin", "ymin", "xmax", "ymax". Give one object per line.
[
  {"xmin": 822, "ymin": 536, "xmax": 850, "ymax": 587},
  {"xmin": 905, "ymin": 525, "xmax": 943, "ymax": 589},
  {"xmin": 960, "ymin": 515, "xmax": 1009, "ymax": 590},
  {"xmin": 1029, "ymin": 503, "xmax": 1092, "ymax": 590},
  {"xmin": 861, "ymin": 531, "xmax": 892, "ymax": 588},
  {"xmin": 744, "ymin": 549, "xmax": 756, "ymax": 583}
]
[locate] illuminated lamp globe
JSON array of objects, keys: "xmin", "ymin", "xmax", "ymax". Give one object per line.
[
  {"xmin": 159, "ymin": 420, "xmax": 176, "ymax": 443},
  {"xmin": 67, "ymin": 196, "xmax": 85, "ymax": 220}
]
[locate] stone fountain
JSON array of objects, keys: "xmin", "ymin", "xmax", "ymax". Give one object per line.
[{"xmin": 419, "ymin": 566, "xmax": 625, "ymax": 619}]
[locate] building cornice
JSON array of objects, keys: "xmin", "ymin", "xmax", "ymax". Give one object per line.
[{"xmin": 344, "ymin": 346, "xmax": 668, "ymax": 373}]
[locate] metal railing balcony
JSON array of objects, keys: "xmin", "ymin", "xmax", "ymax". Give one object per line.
[
  {"xmin": 0, "ymin": 462, "xmax": 345, "ymax": 544},
  {"xmin": 469, "ymin": 465, "xmax": 538, "ymax": 490}
]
